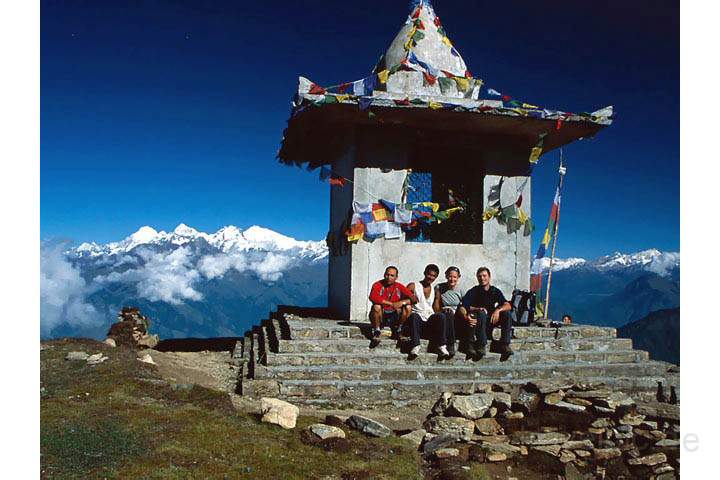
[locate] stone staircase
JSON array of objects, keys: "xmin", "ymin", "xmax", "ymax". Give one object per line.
[{"xmin": 234, "ymin": 308, "xmax": 679, "ymax": 409}]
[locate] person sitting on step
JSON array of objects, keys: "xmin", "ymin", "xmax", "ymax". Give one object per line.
[
  {"xmin": 405, "ymin": 264, "xmax": 456, "ymax": 361},
  {"xmin": 459, "ymin": 267, "xmax": 514, "ymax": 361},
  {"xmin": 368, "ymin": 265, "xmax": 416, "ymax": 348},
  {"xmin": 433, "ymin": 266, "xmax": 465, "ymax": 353}
]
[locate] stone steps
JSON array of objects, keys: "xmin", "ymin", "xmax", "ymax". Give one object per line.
[
  {"xmin": 275, "ymin": 337, "xmax": 633, "ymax": 354},
  {"xmin": 265, "ymin": 349, "xmax": 648, "ymax": 367},
  {"xmin": 254, "ymin": 360, "xmax": 669, "ymax": 382},
  {"xmin": 244, "ymin": 375, "xmax": 678, "ymax": 408},
  {"xmin": 235, "ymin": 311, "xmax": 678, "ymax": 408},
  {"xmin": 282, "ymin": 318, "xmax": 618, "ymax": 341}
]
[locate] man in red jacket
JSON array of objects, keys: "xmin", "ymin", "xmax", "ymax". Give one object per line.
[{"xmin": 368, "ymin": 265, "xmax": 417, "ymax": 348}]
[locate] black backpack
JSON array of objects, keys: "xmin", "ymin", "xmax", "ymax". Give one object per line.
[{"xmin": 510, "ymin": 289, "xmax": 536, "ymax": 325}]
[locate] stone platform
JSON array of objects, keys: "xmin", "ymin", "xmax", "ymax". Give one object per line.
[{"xmin": 235, "ymin": 309, "xmax": 679, "ymax": 409}]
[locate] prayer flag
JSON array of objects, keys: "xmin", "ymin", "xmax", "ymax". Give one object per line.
[
  {"xmin": 377, "ymin": 69, "xmax": 390, "ymax": 84},
  {"xmin": 394, "ymin": 205, "xmax": 413, "ymax": 224},
  {"xmin": 529, "ymin": 185, "xmax": 562, "ymax": 292},
  {"xmin": 423, "ymin": 71, "xmax": 437, "ymax": 85},
  {"xmin": 529, "ymin": 146, "xmax": 543, "ymax": 164},
  {"xmin": 353, "ymin": 201, "xmax": 372, "ymax": 214},
  {"xmin": 352, "ymin": 80, "xmax": 365, "ymax": 96},
  {"xmin": 345, "ymin": 222, "xmax": 365, "ymax": 242},
  {"xmin": 329, "ymin": 175, "xmax": 345, "ymax": 187},
  {"xmin": 442, "ymin": 36, "xmax": 453, "ymax": 47},
  {"xmin": 487, "ymin": 88, "xmax": 502, "ymax": 97},
  {"xmin": 372, "ymin": 203, "xmax": 389, "ymax": 221},
  {"xmin": 337, "ymin": 83, "xmax": 350, "ymax": 93},
  {"xmin": 359, "ymin": 97, "xmax": 373, "ymax": 111},
  {"xmin": 309, "ymin": 83, "xmax": 326, "ymax": 95}
]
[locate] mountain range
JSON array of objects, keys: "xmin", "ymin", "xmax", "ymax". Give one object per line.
[{"xmin": 41, "ymin": 225, "xmax": 680, "ymax": 360}]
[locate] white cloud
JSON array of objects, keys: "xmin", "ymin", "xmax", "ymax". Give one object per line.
[
  {"xmin": 97, "ymin": 247, "xmax": 203, "ymax": 304},
  {"xmin": 645, "ymin": 251, "xmax": 681, "ymax": 277},
  {"xmin": 40, "ymin": 242, "xmax": 102, "ymax": 335},
  {"xmin": 197, "ymin": 253, "xmax": 247, "ymax": 280},
  {"xmin": 197, "ymin": 251, "xmax": 292, "ymax": 282}
]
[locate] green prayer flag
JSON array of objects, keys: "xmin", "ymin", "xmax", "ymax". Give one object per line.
[
  {"xmin": 321, "ymin": 95, "xmax": 339, "ymax": 104},
  {"xmin": 410, "ymin": 98, "xmax": 426, "ymax": 105},
  {"xmin": 412, "ymin": 31, "xmax": 425, "ymax": 42},
  {"xmin": 438, "ymin": 77, "xmax": 454, "ymax": 95}
]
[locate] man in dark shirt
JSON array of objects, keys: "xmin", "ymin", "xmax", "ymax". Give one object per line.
[
  {"xmin": 368, "ymin": 266, "xmax": 417, "ymax": 348},
  {"xmin": 459, "ymin": 267, "xmax": 513, "ymax": 361}
]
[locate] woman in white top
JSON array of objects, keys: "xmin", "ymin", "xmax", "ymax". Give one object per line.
[{"xmin": 404, "ymin": 264, "xmax": 456, "ymax": 360}]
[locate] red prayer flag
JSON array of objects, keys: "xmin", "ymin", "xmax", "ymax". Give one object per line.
[
  {"xmin": 393, "ymin": 98, "xmax": 411, "ymax": 106},
  {"xmin": 465, "ymin": 70, "xmax": 473, "ymax": 79},
  {"xmin": 416, "ymin": 19, "xmax": 425, "ymax": 30},
  {"xmin": 516, "ymin": 194, "xmax": 523, "ymax": 208},
  {"xmin": 556, "ymin": 119, "xmax": 563, "ymax": 130},
  {"xmin": 434, "ymin": 16, "xmax": 442, "ymax": 26},
  {"xmin": 412, "ymin": 7, "xmax": 421, "ymax": 19},
  {"xmin": 309, "ymin": 83, "xmax": 326, "ymax": 95},
  {"xmin": 502, "ymin": 95, "xmax": 511, "ymax": 102},
  {"xmin": 329, "ymin": 175, "xmax": 345, "ymax": 187},
  {"xmin": 338, "ymin": 83, "xmax": 350, "ymax": 94},
  {"xmin": 422, "ymin": 72, "xmax": 437, "ymax": 86}
]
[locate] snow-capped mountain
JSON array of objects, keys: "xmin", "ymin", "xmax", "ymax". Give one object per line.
[
  {"xmin": 42, "ymin": 224, "xmax": 678, "ymax": 341},
  {"xmin": 535, "ymin": 248, "xmax": 679, "ymax": 277},
  {"xmin": 74, "ymin": 224, "xmax": 328, "ymax": 261}
]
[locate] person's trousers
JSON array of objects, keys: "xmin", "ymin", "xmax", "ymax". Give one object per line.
[
  {"xmin": 467, "ymin": 310, "xmax": 512, "ymax": 346},
  {"xmin": 406, "ymin": 312, "xmax": 456, "ymax": 351}
]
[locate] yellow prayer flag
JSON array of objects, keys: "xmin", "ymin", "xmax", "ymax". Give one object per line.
[
  {"xmin": 441, "ymin": 36, "xmax": 453, "ymax": 48},
  {"xmin": 372, "ymin": 208, "xmax": 389, "ymax": 222},
  {"xmin": 522, "ymin": 103, "xmax": 539, "ymax": 109},
  {"xmin": 541, "ymin": 229, "xmax": 551, "ymax": 246},
  {"xmin": 428, "ymin": 101, "xmax": 443, "ymax": 110},
  {"xmin": 335, "ymin": 94, "xmax": 351, "ymax": 102},
  {"xmin": 377, "ymin": 70, "xmax": 389, "ymax": 84},
  {"xmin": 482, "ymin": 207, "xmax": 498, "ymax": 222},
  {"xmin": 518, "ymin": 208, "xmax": 528, "ymax": 224},
  {"xmin": 529, "ymin": 146, "xmax": 543, "ymax": 164},
  {"xmin": 454, "ymin": 77, "xmax": 470, "ymax": 92}
]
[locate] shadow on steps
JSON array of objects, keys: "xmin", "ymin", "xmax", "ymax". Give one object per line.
[{"xmin": 155, "ymin": 337, "xmax": 241, "ymax": 352}]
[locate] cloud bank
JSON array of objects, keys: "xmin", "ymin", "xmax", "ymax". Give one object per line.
[{"xmin": 40, "ymin": 242, "xmax": 102, "ymax": 336}]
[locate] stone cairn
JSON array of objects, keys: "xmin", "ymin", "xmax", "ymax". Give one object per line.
[
  {"xmin": 106, "ymin": 307, "xmax": 159, "ymax": 349},
  {"xmin": 418, "ymin": 380, "xmax": 679, "ymax": 479}
]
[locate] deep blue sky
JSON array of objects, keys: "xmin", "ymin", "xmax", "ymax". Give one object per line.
[{"xmin": 41, "ymin": 0, "xmax": 679, "ymax": 258}]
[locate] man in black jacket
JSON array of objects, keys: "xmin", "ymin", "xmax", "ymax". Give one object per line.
[{"xmin": 458, "ymin": 267, "xmax": 513, "ymax": 361}]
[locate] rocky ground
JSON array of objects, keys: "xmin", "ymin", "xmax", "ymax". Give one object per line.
[{"xmin": 42, "ymin": 335, "xmax": 680, "ymax": 479}]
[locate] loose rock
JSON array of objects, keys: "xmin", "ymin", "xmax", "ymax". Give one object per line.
[
  {"xmin": 308, "ymin": 423, "xmax": 345, "ymax": 440},
  {"xmin": 260, "ymin": 397, "xmax": 299, "ymax": 429},
  {"xmin": 65, "ymin": 351, "xmax": 89, "ymax": 361},
  {"xmin": 346, "ymin": 415, "xmax": 392, "ymax": 437}
]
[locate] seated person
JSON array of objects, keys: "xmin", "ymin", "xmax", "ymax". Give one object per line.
[
  {"xmin": 368, "ymin": 266, "xmax": 416, "ymax": 348},
  {"xmin": 433, "ymin": 266, "xmax": 465, "ymax": 350},
  {"xmin": 459, "ymin": 267, "xmax": 513, "ymax": 361},
  {"xmin": 562, "ymin": 314, "xmax": 573, "ymax": 325},
  {"xmin": 405, "ymin": 264, "xmax": 456, "ymax": 360}
]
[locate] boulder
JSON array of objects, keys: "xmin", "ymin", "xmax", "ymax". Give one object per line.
[
  {"xmin": 544, "ymin": 392, "xmax": 565, "ymax": 405},
  {"xmin": 137, "ymin": 353, "xmax": 155, "ymax": 365},
  {"xmin": 481, "ymin": 442, "xmax": 521, "ymax": 457},
  {"xmin": 553, "ymin": 401, "xmax": 586, "ymax": 413},
  {"xmin": 510, "ymin": 431, "xmax": 570, "ymax": 446},
  {"xmin": 446, "ymin": 393, "xmax": 494, "ymax": 419},
  {"xmin": 423, "ymin": 434, "xmax": 457, "ymax": 455},
  {"xmin": 260, "ymin": 397, "xmax": 299, "ymax": 429},
  {"xmin": 103, "ymin": 338, "xmax": 117, "ymax": 347},
  {"xmin": 561, "ymin": 440, "xmax": 594, "ymax": 450},
  {"xmin": 65, "ymin": 351, "xmax": 89, "ymax": 361},
  {"xmin": 627, "ymin": 453, "xmax": 667, "ymax": 466},
  {"xmin": 431, "ymin": 392, "xmax": 454, "ymax": 416},
  {"xmin": 619, "ymin": 413, "xmax": 645, "ymax": 426},
  {"xmin": 86, "ymin": 353, "xmax": 108, "ymax": 365},
  {"xmin": 559, "ymin": 450, "xmax": 577, "ymax": 463},
  {"xmin": 136, "ymin": 334, "xmax": 159, "ymax": 349},
  {"xmin": 399, "ymin": 429, "xmax": 426, "ymax": 447},
  {"xmin": 308, "ymin": 423, "xmax": 345, "ymax": 440},
  {"xmin": 424, "ymin": 416, "xmax": 475, "ymax": 441},
  {"xmin": 346, "ymin": 415, "xmax": 392, "ymax": 437},
  {"xmin": 491, "ymin": 392, "xmax": 512, "ymax": 410},
  {"xmin": 486, "ymin": 452, "xmax": 507, "ymax": 462},
  {"xmin": 531, "ymin": 444, "xmax": 561, "ymax": 456},
  {"xmin": 434, "ymin": 448, "xmax": 460, "ymax": 459},
  {"xmin": 474, "ymin": 418, "xmax": 503, "ymax": 436},
  {"xmin": 514, "ymin": 389, "xmax": 541, "ymax": 414},
  {"xmin": 593, "ymin": 447, "xmax": 622, "ymax": 461}
]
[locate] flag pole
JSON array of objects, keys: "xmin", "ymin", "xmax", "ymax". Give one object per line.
[{"xmin": 543, "ymin": 150, "xmax": 566, "ymax": 320}]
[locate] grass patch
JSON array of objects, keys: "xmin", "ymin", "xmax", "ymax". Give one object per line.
[{"xmin": 41, "ymin": 339, "xmax": 426, "ymax": 479}]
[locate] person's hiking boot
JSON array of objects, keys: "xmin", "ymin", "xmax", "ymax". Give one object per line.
[
  {"xmin": 446, "ymin": 346, "xmax": 456, "ymax": 360},
  {"xmin": 438, "ymin": 345, "xmax": 450, "ymax": 360},
  {"xmin": 473, "ymin": 343, "xmax": 486, "ymax": 361},
  {"xmin": 370, "ymin": 329, "xmax": 382, "ymax": 349},
  {"xmin": 498, "ymin": 343, "xmax": 514, "ymax": 361},
  {"xmin": 408, "ymin": 344, "xmax": 422, "ymax": 361},
  {"xmin": 464, "ymin": 343, "xmax": 477, "ymax": 360}
]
